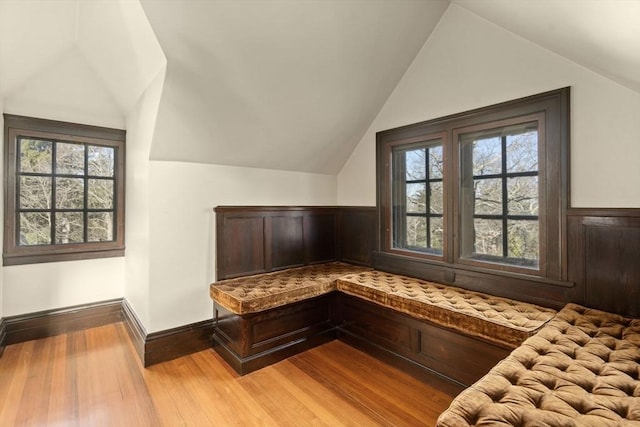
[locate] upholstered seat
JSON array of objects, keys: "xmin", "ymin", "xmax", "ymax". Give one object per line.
[
  {"xmin": 209, "ymin": 262, "xmax": 370, "ymax": 314},
  {"xmin": 337, "ymin": 270, "xmax": 556, "ymax": 348},
  {"xmin": 437, "ymin": 303, "xmax": 640, "ymax": 426}
]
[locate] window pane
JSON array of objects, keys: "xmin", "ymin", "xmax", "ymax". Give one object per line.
[
  {"xmin": 430, "ymin": 181, "xmax": 443, "ymax": 214},
  {"xmin": 392, "ymin": 139, "xmax": 443, "ymax": 255},
  {"xmin": 406, "ymin": 216, "xmax": 426, "ymax": 249},
  {"xmin": 474, "ymin": 178, "xmax": 502, "ymax": 215},
  {"xmin": 406, "ymin": 183, "xmax": 426, "ymax": 213},
  {"xmin": 430, "ymin": 217, "xmax": 444, "ymax": 251},
  {"xmin": 88, "ymin": 179, "xmax": 114, "ymax": 209},
  {"xmin": 56, "ymin": 143, "xmax": 85, "ymax": 175},
  {"xmin": 473, "ymin": 219, "xmax": 503, "ymax": 257},
  {"xmin": 508, "ymin": 176, "xmax": 538, "ymax": 216},
  {"xmin": 507, "ymin": 220, "xmax": 538, "ymax": 263},
  {"xmin": 88, "ymin": 146, "xmax": 115, "ymax": 177},
  {"xmin": 88, "ymin": 212, "xmax": 113, "ymax": 242},
  {"xmin": 506, "ymin": 130, "xmax": 538, "ymax": 173},
  {"xmin": 55, "ymin": 212, "xmax": 84, "ymax": 244},
  {"xmin": 19, "ymin": 176, "xmax": 51, "ymax": 209},
  {"xmin": 473, "ymin": 137, "xmax": 501, "ymax": 175},
  {"xmin": 405, "ymin": 148, "xmax": 425, "ymax": 180},
  {"xmin": 19, "ymin": 212, "xmax": 51, "ymax": 245},
  {"xmin": 429, "ymin": 145, "xmax": 443, "ymax": 179},
  {"xmin": 56, "ymin": 178, "xmax": 84, "ymax": 209},
  {"xmin": 20, "ymin": 138, "xmax": 52, "ymax": 173}
]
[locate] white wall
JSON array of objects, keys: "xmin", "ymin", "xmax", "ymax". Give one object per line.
[
  {"xmin": 146, "ymin": 161, "xmax": 336, "ymax": 332},
  {"xmin": 2, "ymin": 259, "xmax": 125, "ymax": 316},
  {"xmin": 1, "ymin": 51, "xmax": 127, "ymax": 317},
  {"xmin": 123, "ymin": 68, "xmax": 166, "ymax": 330},
  {"xmin": 0, "ymin": 0, "xmax": 165, "ymax": 321},
  {"xmin": 338, "ymin": 4, "xmax": 640, "ymax": 208}
]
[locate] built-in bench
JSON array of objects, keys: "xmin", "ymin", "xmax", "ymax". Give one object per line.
[
  {"xmin": 437, "ymin": 303, "xmax": 640, "ymax": 426},
  {"xmin": 209, "ymin": 262, "xmax": 556, "ymax": 385}
]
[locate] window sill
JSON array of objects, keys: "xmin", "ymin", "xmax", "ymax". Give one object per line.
[
  {"xmin": 373, "ymin": 250, "xmax": 574, "ymax": 291},
  {"xmin": 3, "ymin": 247, "xmax": 125, "ymax": 266}
]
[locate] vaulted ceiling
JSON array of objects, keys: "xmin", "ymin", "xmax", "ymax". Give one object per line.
[
  {"xmin": 1, "ymin": 0, "xmax": 639, "ymax": 174},
  {"xmin": 0, "ymin": 0, "xmax": 164, "ymax": 123},
  {"xmin": 140, "ymin": 0, "xmax": 449, "ymax": 173}
]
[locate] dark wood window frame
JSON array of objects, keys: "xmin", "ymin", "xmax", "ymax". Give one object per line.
[
  {"xmin": 453, "ymin": 113, "xmax": 545, "ymax": 273},
  {"xmin": 3, "ymin": 114, "xmax": 125, "ymax": 266},
  {"xmin": 390, "ymin": 132, "xmax": 446, "ymax": 256},
  {"xmin": 376, "ymin": 88, "xmax": 569, "ymax": 286}
]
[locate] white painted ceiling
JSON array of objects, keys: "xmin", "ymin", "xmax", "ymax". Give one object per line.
[
  {"xmin": 0, "ymin": 0, "xmax": 165, "ymax": 121},
  {"xmin": 1, "ymin": 0, "xmax": 639, "ymax": 174},
  {"xmin": 140, "ymin": 0, "xmax": 449, "ymax": 173},
  {"xmin": 453, "ymin": 0, "xmax": 640, "ymax": 93}
]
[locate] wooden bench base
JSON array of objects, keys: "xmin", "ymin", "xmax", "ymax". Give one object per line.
[
  {"xmin": 213, "ymin": 292, "xmax": 510, "ymax": 386},
  {"xmin": 335, "ymin": 294, "xmax": 510, "ymax": 387},
  {"xmin": 212, "ymin": 294, "xmax": 336, "ymax": 375}
]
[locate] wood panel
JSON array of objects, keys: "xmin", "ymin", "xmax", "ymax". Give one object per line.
[
  {"xmin": 215, "ymin": 206, "xmax": 377, "ymax": 279},
  {"xmin": 415, "ymin": 322, "xmax": 510, "ymax": 386},
  {"xmin": 215, "ymin": 206, "xmax": 342, "ymax": 280},
  {"xmin": 339, "ymin": 207, "xmax": 376, "ymax": 266},
  {"xmin": 219, "ymin": 215, "xmax": 266, "ymax": 277},
  {"xmin": 306, "ymin": 213, "xmax": 338, "ymax": 263},
  {"xmin": 337, "ymin": 294, "xmax": 413, "ymax": 354},
  {"xmin": 271, "ymin": 215, "xmax": 305, "ymax": 269},
  {"xmin": 212, "ymin": 295, "xmax": 336, "ymax": 375},
  {"xmin": 335, "ymin": 293, "xmax": 510, "ymax": 387},
  {"xmin": 567, "ymin": 209, "xmax": 640, "ymax": 317}
]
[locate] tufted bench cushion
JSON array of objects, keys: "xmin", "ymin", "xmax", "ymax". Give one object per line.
[
  {"xmin": 209, "ymin": 262, "xmax": 371, "ymax": 314},
  {"xmin": 437, "ymin": 303, "xmax": 640, "ymax": 426},
  {"xmin": 337, "ymin": 270, "xmax": 556, "ymax": 349}
]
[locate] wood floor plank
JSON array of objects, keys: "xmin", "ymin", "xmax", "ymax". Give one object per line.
[
  {"xmin": 0, "ymin": 322, "xmax": 460, "ymax": 426},
  {"xmin": 269, "ymin": 362, "xmax": 376, "ymax": 427},
  {"xmin": 0, "ymin": 340, "xmax": 34, "ymax": 425}
]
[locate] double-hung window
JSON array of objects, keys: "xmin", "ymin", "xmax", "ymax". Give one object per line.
[
  {"xmin": 378, "ymin": 88, "xmax": 568, "ymax": 281},
  {"xmin": 3, "ymin": 115, "xmax": 125, "ymax": 265}
]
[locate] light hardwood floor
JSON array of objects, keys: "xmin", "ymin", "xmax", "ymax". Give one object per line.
[{"xmin": 0, "ymin": 322, "xmax": 461, "ymax": 426}]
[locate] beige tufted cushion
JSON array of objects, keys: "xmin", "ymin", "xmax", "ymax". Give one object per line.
[
  {"xmin": 437, "ymin": 303, "xmax": 640, "ymax": 426},
  {"xmin": 209, "ymin": 262, "xmax": 371, "ymax": 314},
  {"xmin": 337, "ymin": 270, "xmax": 556, "ymax": 348}
]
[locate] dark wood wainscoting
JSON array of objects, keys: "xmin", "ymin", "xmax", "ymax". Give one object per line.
[
  {"xmin": 567, "ymin": 209, "xmax": 640, "ymax": 317},
  {"xmin": 215, "ymin": 206, "xmax": 340, "ymax": 279},
  {"xmin": 215, "ymin": 206, "xmax": 377, "ymax": 280},
  {"xmin": 338, "ymin": 207, "xmax": 377, "ymax": 266}
]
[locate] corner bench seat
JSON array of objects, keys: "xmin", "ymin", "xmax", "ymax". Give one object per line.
[
  {"xmin": 209, "ymin": 262, "xmax": 371, "ymax": 315},
  {"xmin": 437, "ymin": 303, "xmax": 640, "ymax": 426},
  {"xmin": 210, "ymin": 264, "xmax": 555, "ymax": 349},
  {"xmin": 210, "ymin": 263, "xmax": 556, "ymax": 378},
  {"xmin": 337, "ymin": 270, "xmax": 556, "ymax": 349}
]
